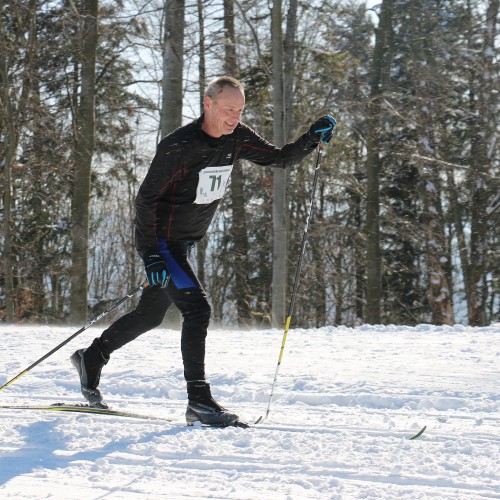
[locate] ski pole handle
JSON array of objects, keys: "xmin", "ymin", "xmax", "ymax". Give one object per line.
[{"xmin": 319, "ymin": 115, "xmax": 337, "ymax": 146}]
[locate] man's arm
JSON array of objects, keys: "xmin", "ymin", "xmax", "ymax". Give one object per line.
[
  {"xmin": 236, "ymin": 115, "xmax": 335, "ymax": 167},
  {"xmin": 135, "ymin": 139, "xmax": 185, "ymax": 256}
]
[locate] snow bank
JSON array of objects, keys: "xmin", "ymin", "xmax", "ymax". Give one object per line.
[{"xmin": 0, "ymin": 324, "xmax": 498, "ymax": 499}]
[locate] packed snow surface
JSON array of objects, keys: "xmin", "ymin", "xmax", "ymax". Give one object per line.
[{"xmin": 0, "ymin": 323, "xmax": 498, "ymax": 499}]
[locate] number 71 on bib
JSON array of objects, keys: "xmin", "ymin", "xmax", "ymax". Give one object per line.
[{"xmin": 194, "ymin": 165, "xmax": 233, "ymax": 204}]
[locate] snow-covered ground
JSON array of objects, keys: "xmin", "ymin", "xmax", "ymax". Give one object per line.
[{"xmin": 0, "ymin": 323, "xmax": 498, "ymax": 499}]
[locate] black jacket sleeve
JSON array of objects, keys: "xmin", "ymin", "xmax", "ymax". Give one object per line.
[
  {"xmin": 236, "ymin": 123, "xmax": 317, "ymax": 168},
  {"xmin": 135, "ymin": 137, "xmax": 186, "ymax": 257}
]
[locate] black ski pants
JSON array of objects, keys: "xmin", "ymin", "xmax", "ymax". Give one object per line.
[{"xmin": 97, "ymin": 240, "xmax": 211, "ymax": 382}]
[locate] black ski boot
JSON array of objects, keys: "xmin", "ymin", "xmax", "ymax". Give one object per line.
[
  {"xmin": 186, "ymin": 381, "xmax": 239, "ymax": 426},
  {"xmin": 70, "ymin": 338, "xmax": 110, "ymax": 408}
]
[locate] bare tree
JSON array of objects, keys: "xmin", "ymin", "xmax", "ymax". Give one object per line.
[
  {"xmin": 365, "ymin": 0, "xmax": 393, "ymax": 323},
  {"xmin": 466, "ymin": 0, "xmax": 498, "ymax": 325},
  {"xmin": 271, "ymin": 0, "xmax": 287, "ymax": 327},
  {"xmin": 196, "ymin": 0, "xmax": 207, "ymax": 288},
  {"xmin": 161, "ymin": 0, "xmax": 184, "ymax": 136},
  {"xmin": 0, "ymin": 0, "xmax": 40, "ymax": 322},
  {"xmin": 69, "ymin": 0, "xmax": 99, "ymax": 324},
  {"xmin": 419, "ymin": 167, "xmax": 454, "ymax": 324},
  {"xmin": 0, "ymin": 0, "xmax": 15, "ymax": 322},
  {"xmin": 224, "ymin": 0, "xmax": 252, "ymax": 325}
]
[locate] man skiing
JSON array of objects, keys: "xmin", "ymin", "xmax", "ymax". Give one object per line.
[{"xmin": 71, "ymin": 76, "xmax": 336, "ymax": 426}]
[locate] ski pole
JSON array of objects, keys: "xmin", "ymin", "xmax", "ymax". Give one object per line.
[
  {"xmin": 256, "ymin": 122, "xmax": 335, "ymax": 424},
  {"xmin": 0, "ymin": 281, "xmax": 147, "ymax": 393}
]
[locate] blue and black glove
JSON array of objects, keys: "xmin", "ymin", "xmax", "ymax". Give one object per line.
[
  {"xmin": 307, "ymin": 115, "xmax": 337, "ymax": 145},
  {"xmin": 143, "ymin": 251, "xmax": 170, "ymax": 288}
]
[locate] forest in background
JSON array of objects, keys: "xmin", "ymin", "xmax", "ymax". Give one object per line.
[{"xmin": 1, "ymin": 0, "xmax": 499, "ymax": 328}]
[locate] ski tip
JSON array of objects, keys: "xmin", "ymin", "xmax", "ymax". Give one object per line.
[
  {"xmin": 233, "ymin": 420, "xmax": 250, "ymax": 429},
  {"xmin": 409, "ymin": 425, "xmax": 427, "ymax": 440},
  {"xmin": 254, "ymin": 416, "xmax": 263, "ymax": 424},
  {"xmin": 50, "ymin": 402, "xmax": 110, "ymax": 410}
]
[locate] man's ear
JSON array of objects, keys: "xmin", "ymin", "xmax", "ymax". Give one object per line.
[{"xmin": 203, "ymin": 95, "xmax": 212, "ymax": 112}]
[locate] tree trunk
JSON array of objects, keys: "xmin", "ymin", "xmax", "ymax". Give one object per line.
[
  {"xmin": 69, "ymin": 0, "xmax": 98, "ymax": 324},
  {"xmin": 409, "ymin": 0, "xmax": 454, "ymax": 325},
  {"xmin": 160, "ymin": 0, "xmax": 184, "ymax": 327},
  {"xmin": 161, "ymin": 0, "xmax": 184, "ymax": 136},
  {"xmin": 467, "ymin": 0, "xmax": 498, "ymax": 326},
  {"xmin": 196, "ymin": 0, "xmax": 207, "ymax": 288},
  {"xmin": 311, "ymin": 183, "xmax": 326, "ymax": 327},
  {"xmin": 365, "ymin": 0, "xmax": 393, "ymax": 324},
  {"xmin": 0, "ymin": 3, "xmax": 15, "ymax": 321},
  {"xmin": 271, "ymin": 0, "xmax": 287, "ymax": 327},
  {"xmin": 283, "ymin": 0, "xmax": 297, "ymax": 142},
  {"xmin": 446, "ymin": 166, "xmax": 471, "ymax": 306},
  {"xmin": 420, "ymin": 168, "xmax": 454, "ymax": 324},
  {"xmin": 224, "ymin": 0, "xmax": 252, "ymax": 325},
  {"xmin": 0, "ymin": 91, "xmax": 15, "ymax": 321},
  {"xmin": 0, "ymin": 0, "xmax": 38, "ymax": 322},
  {"xmin": 223, "ymin": 0, "xmax": 236, "ymax": 75}
]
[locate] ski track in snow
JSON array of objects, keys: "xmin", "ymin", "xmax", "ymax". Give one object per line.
[{"xmin": 0, "ymin": 323, "xmax": 498, "ymax": 499}]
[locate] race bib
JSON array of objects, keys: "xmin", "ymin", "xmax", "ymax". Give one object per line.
[{"xmin": 194, "ymin": 165, "xmax": 233, "ymax": 204}]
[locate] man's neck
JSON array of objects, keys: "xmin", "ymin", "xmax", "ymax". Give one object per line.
[{"xmin": 201, "ymin": 119, "xmax": 222, "ymax": 139}]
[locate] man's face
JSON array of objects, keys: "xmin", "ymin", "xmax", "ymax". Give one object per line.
[{"xmin": 203, "ymin": 85, "xmax": 245, "ymax": 138}]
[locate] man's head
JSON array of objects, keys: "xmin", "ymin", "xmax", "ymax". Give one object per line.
[{"xmin": 202, "ymin": 77, "xmax": 245, "ymax": 138}]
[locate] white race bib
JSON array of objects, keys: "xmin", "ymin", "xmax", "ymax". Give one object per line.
[{"xmin": 194, "ymin": 165, "xmax": 233, "ymax": 204}]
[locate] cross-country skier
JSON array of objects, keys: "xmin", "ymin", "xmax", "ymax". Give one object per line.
[{"xmin": 71, "ymin": 76, "xmax": 336, "ymax": 426}]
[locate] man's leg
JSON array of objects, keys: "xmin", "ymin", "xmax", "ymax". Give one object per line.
[
  {"xmin": 99, "ymin": 285, "xmax": 172, "ymax": 352},
  {"xmin": 160, "ymin": 240, "xmax": 239, "ymax": 425},
  {"xmin": 158, "ymin": 240, "xmax": 210, "ymax": 382},
  {"xmin": 71, "ymin": 286, "xmax": 171, "ymax": 406}
]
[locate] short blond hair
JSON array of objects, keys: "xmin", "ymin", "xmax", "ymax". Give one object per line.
[{"xmin": 204, "ymin": 76, "xmax": 245, "ymax": 99}]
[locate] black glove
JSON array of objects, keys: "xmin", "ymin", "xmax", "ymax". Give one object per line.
[
  {"xmin": 143, "ymin": 252, "xmax": 170, "ymax": 287},
  {"xmin": 307, "ymin": 115, "xmax": 337, "ymax": 145}
]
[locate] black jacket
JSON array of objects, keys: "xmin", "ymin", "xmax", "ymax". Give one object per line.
[{"xmin": 135, "ymin": 116, "xmax": 317, "ymax": 256}]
